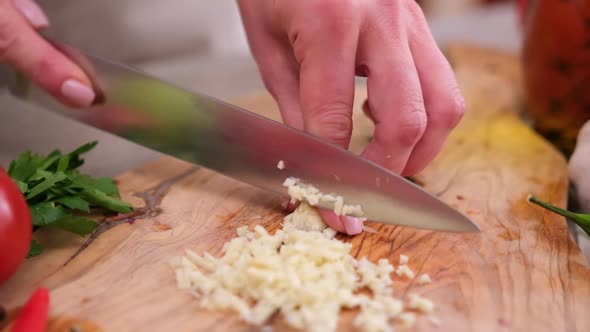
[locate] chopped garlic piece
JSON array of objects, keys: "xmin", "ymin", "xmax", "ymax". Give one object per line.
[
  {"xmin": 282, "ymin": 177, "xmax": 297, "ymax": 187},
  {"xmin": 398, "ymin": 312, "xmax": 416, "ymax": 329},
  {"xmin": 417, "ymin": 273, "xmax": 432, "ymax": 284},
  {"xmin": 353, "ymin": 298, "xmax": 391, "ymax": 332},
  {"xmin": 277, "ymin": 160, "xmax": 285, "ymax": 170},
  {"xmin": 342, "ymin": 204, "xmax": 363, "ymax": 216},
  {"xmin": 185, "ymin": 249, "xmax": 216, "ymax": 271},
  {"xmin": 399, "ymin": 254, "xmax": 409, "ymax": 265},
  {"xmin": 407, "ymin": 293, "xmax": 435, "ymax": 313},
  {"xmin": 283, "ymin": 202, "xmax": 327, "ymax": 232},
  {"xmin": 396, "ymin": 264, "xmax": 415, "ymax": 279},
  {"xmin": 322, "ymin": 227, "xmax": 337, "ymax": 239},
  {"xmin": 236, "ymin": 226, "xmax": 248, "ymax": 237}
]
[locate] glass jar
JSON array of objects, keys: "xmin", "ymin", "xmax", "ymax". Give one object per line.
[{"xmin": 522, "ymin": 0, "xmax": 590, "ymax": 157}]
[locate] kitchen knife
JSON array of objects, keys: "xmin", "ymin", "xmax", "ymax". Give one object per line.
[{"xmin": 2, "ymin": 39, "xmax": 479, "ymax": 232}]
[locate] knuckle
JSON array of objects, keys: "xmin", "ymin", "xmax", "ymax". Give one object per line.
[
  {"xmin": 375, "ymin": 91, "xmax": 428, "ymax": 147},
  {"xmin": 395, "ymin": 108, "xmax": 428, "ymax": 146},
  {"xmin": 308, "ymin": 103, "xmax": 353, "ymax": 144},
  {"xmin": 431, "ymin": 86, "xmax": 466, "ymax": 129}
]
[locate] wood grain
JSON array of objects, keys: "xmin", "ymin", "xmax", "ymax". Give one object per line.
[{"xmin": 1, "ymin": 43, "xmax": 589, "ymax": 332}]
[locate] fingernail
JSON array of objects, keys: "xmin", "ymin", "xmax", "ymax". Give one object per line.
[
  {"xmin": 342, "ymin": 216, "xmax": 363, "ymax": 235},
  {"xmin": 12, "ymin": 0, "xmax": 49, "ymax": 28},
  {"xmin": 60, "ymin": 79, "xmax": 95, "ymax": 107}
]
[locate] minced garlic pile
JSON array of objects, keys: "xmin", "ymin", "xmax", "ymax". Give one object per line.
[{"xmin": 170, "ymin": 203, "xmax": 437, "ymax": 331}]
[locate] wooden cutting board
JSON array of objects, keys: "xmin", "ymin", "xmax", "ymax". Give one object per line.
[{"xmin": 1, "ymin": 43, "xmax": 589, "ymax": 332}]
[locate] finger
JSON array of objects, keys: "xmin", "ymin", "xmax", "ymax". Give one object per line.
[
  {"xmin": 237, "ymin": 2, "xmax": 304, "ymax": 129},
  {"xmin": 0, "ymin": 0, "xmax": 95, "ymax": 107},
  {"xmin": 341, "ymin": 216, "xmax": 363, "ymax": 235},
  {"xmin": 402, "ymin": 3, "xmax": 465, "ymax": 175},
  {"xmin": 255, "ymin": 44, "xmax": 304, "ymax": 129},
  {"xmin": 318, "ymin": 210, "xmax": 345, "ymax": 233},
  {"xmin": 318, "ymin": 210, "xmax": 363, "ymax": 235},
  {"xmin": 359, "ymin": 23, "xmax": 427, "ymax": 174},
  {"xmin": 293, "ymin": 7, "xmax": 360, "ymax": 148},
  {"xmin": 11, "ymin": 0, "xmax": 48, "ymax": 29}
]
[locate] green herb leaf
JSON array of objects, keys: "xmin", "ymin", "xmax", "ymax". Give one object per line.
[
  {"xmin": 66, "ymin": 141, "xmax": 98, "ymax": 170},
  {"xmin": 47, "ymin": 187, "xmax": 73, "ymax": 198},
  {"xmin": 56, "ymin": 196, "xmax": 90, "ymax": 212},
  {"xmin": 26, "ymin": 172, "xmax": 68, "ymax": 200},
  {"xmin": 45, "ymin": 149, "xmax": 62, "ymax": 160},
  {"xmin": 69, "ymin": 141, "xmax": 98, "ymax": 156},
  {"xmin": 67, "ymin": 172, "xmax": 94, "ymax": 189},
  {"xmin": 8, "ymin": 151, "xmax": 43, "ymax": 182},
  {"xmin": 92, "ymin": 177, "xmax": 120, "ymax": 197},
  {"xmin": 52, "ymin": 216, "xmax": 97, "ymax": 235},
  {"xmin": 57, "ymin": 155, "xmax": 70, "ymax": 172},
  {"xmin": 528, "ymin": 196, "xmax": 590, "ymax": 236},
  {"xmin": 39, "ymin": 153, "xmax": 62, "ymax": 171},
  {"xmin": 27, "ymin": 239, "xmax": 43, "ymax": 258},
  {"xmin": 30, "ymin": 202, "xmax": 70, "ymax": 226},
  {"xmin": 13, "ymin": 180, "xmax": 28, "ymax": 193},
  {"xmin": 28, "ymin": 169, "xmax": 53, "ymax": 182},
  {"xmin": 82, "ymin": 187, "xmax": 133, "ymax": 214}
]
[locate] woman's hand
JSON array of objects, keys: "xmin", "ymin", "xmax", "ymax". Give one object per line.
[
  {"xmin": 238, "ymin": 0, "xmax": 465, "ymax": 234},
  {"xmin": 0, "ymin": 0, "xmax": 94, "ymax": 106}
]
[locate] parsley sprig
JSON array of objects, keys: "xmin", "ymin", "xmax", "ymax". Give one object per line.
[{"xmin": 7, "ymin": 141, "xmax": 133, "ymax": 257}]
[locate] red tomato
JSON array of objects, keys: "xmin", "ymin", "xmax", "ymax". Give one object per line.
[{"xmin": 0, "ymin": 167, "xmax": 32, "ymax": 285}]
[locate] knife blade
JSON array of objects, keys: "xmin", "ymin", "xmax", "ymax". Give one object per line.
[{"xmin": 2, "ymin": 39, "xmax": 478, "ymax": 232}]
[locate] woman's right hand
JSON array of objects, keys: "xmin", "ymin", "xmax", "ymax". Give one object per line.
[{"xmin": 0, "ymin": 0, "xmax": 94, "ymax": 106}]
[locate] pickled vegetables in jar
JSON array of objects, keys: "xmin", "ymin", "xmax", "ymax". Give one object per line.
[{"xmin": 522, "ymin": 0, "xmax": 590, "ymax": 157}]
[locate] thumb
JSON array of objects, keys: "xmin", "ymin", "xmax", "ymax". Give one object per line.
[{"xmin": 0, "ymin": 0, "xmax": 95, "ymax": 107}]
